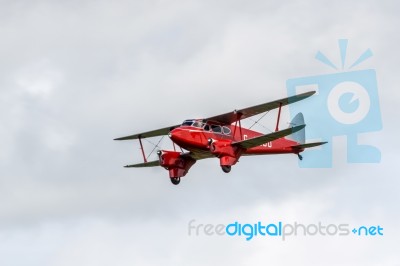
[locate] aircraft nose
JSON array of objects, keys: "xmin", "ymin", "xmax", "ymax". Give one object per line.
[
  {"xmin": 169, "ymin": 128, "xmax": 184, "ymax": 142},
  {"xmin": 169, "ymin": 128, "xmax": 177, "ymax": 139}
]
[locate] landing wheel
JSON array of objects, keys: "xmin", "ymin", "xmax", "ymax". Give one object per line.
[
  {"xmin": 298, "ymin": 154, "xmax": 303, "ymax": 161},
  {"xmin": 170, "ymin": 177, "xmax": 180, "ymax": 185},
  {"xmin": 221, "ymin": 165, "xmax": 231, "ymax": 173}
]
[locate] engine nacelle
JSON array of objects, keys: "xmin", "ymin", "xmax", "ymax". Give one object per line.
[
  {"xmin": 157, "ymin": 150, "xmax": 196, "ymax": 178},
  {"xmin": 208, "ymin": 139, "xmax": 241, "ymax": 166},
  {"xmin": 209, "ymin": 139, "xmax": 236, "ymax": 157}
]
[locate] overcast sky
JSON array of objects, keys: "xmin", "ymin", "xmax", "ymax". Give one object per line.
[{"xmin": 0, "ymin": 0, "xmax": 399, "ymax": 265}]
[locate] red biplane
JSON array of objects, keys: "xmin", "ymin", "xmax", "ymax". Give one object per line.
[{"xmin": 115, "ymin": 91, "xmax": 326, "ymax": 185}]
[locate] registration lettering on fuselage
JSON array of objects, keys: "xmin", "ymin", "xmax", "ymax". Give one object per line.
[{"xmin": 243, "ymin": 134, "xmax": 272, "ymax": 148}]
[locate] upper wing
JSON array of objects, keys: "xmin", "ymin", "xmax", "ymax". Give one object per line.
[
  {"xmin": 115, "ymin": 91, "xmax": 315, "ymax": 140},
  {"xmin": 233, "ymin": 125, "xmax": 305, "ymax": 149},
  {"xmin": 114, "ymin": 124, "xmax": 180, "ymax": 140},
  {"xmin": 206, "ymin": 91, "xmax": 315, "ymax": 125}
]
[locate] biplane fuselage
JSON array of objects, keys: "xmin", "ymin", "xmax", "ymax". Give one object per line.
[
  {"xmin": 170, "ymin": 120, "xmax": 300, "ymax": 155},
  {"xmin": 115, "ymin": 91, "xmax": 327, "ymax": 185}
]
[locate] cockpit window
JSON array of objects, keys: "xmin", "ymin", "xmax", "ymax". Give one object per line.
[
  {"xmin": 181, "ymin": 120, "xmax": 194, "ymax": 126},
  {"xmin": 222, "ymin": 126, "xmax": 231, "ymax": 135},
  {"xmin": 181, "ymin": 120, "xmax": 226, "ymax": 133},
  {"xmin": 211, "ymin": 125, "xmax": 222, "ymax": 133}
]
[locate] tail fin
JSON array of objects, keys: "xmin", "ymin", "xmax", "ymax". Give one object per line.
[{"xmin": 289, "ymin": 112, "xmax": 305, "ymax": 144}]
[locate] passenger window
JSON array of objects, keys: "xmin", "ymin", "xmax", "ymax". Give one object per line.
[
  {"xmin": 211, "ymin": 125, "xmax": 222, "ymax": 133},
  {"xmin": 204, "ymin": 125, "xmax": 210, "ymax": 131},
  {"xmin": 222, "ymin": 126, "xmax": 231, "ymax": 135}
]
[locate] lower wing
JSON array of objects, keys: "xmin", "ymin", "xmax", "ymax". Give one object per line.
[
  {"xmin": 123, "ymin": 149, "xmax": 213, "ymax": 168},
  {"xmin": 232, "ymin": 125, "xmax": 305, "ymax": 149}
]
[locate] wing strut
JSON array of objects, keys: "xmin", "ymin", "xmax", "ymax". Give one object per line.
[
  {"xmin": 232, "ymin": 111, "xmax": 244, "ymax": 140},
  {"xmin": 172, "ymin": 141, "xmax": 177, "ymax": 152},
  {"xmin": 139, "ymin": 136, "xmax": 147, "ymax": 163},
  {"xmin": 275, "ymin": 102, "xmax": 282, "ymax": 132},
  {"xmin": 239, "ymin": 119, "xmax": 243, "ymax": 140}
]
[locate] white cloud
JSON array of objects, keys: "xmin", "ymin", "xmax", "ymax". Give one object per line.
[{"xmin": 15, "ymin": 60, "xmax": 63, "ymax": 98}]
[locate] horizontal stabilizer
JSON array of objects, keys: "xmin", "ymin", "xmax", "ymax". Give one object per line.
[
  {"xmin": 233, "ymin": 125, "xmax": 305, "ymax": 149},
  {"xmin": 124, "ymin": 160, "xmax": 160, "ymax": 168},
  {"xmin": 291, "ymin": 142, "xmax": 327, "ymax": 150}
]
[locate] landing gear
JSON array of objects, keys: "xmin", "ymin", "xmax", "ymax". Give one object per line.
[
  {"xmin": 298, "ymin": 154, "xmax": 303, "ymax": 160},
  {"xmin": 170, "ymin": 177, "xmax": 180, "ymax": 185},
  {"xmin": 221, "ymin": 165, "xmax": 231, "ymax": 173}
]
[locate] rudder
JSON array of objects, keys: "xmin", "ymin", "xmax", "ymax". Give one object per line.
[{"xmin": 289, "ymin": 112, "xmax": 305, "ymax": 144}]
